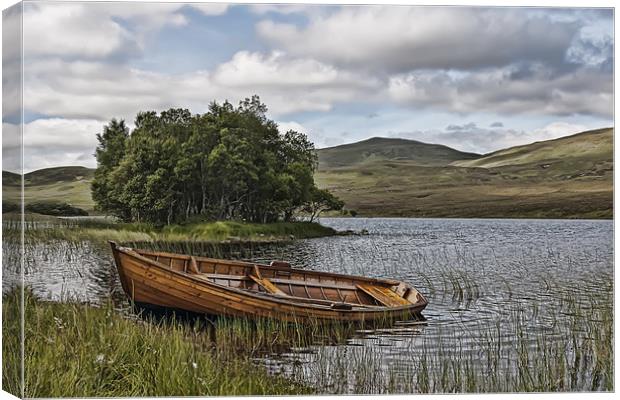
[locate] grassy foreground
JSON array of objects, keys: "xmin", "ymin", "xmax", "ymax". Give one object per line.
[{"xmin": 2, "ymin": 288, "xmax": 309, "ymax": 397}]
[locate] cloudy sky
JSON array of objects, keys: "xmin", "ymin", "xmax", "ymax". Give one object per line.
[{"xmin": 2, "ymin": 2, "xmax": 614, "ymax": 172}]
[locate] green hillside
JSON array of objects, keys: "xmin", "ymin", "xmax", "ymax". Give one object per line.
[
  {"xmin": 318, "ymin": 137, "xmax": 480, "ymax": 169},
  {"xmin": 24, "ymin": 166, "xmax": 94, "ymax": 186},
  {"xmin": 2, "ymin": 170, "xmax": 21, "ymax": 186},
  {"xmin": 3, "ymin": 166, "xmax": 95, "ymax": 212},
  {"xmin": 315, "ymin": 128, "xmax": 613, "ymax": 219},
  {"xmin": 2, "ymin": 128, "xmax": 613, "ymax": 219},
  {"xmin": 453, "ymin": 128, "xmax": 612, "ymax": 168}
]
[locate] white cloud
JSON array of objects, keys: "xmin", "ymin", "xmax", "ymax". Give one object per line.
[
  {"xmin": 7, "ymin": 3, "xmax": 613, "ymax": 173},
  {"xmin": 2, "ymin": 122, "xmax": 21, "ymax": 160},
  {"xmin": 3, "ymin": 119, "xmax": 104, "ymax": 172},
  {"xmin": 23, "ymin": 3, "xmax": 137, "ymax": 59},
  {"xmin": 215, "ymin": 51, "xmax": 344, "ymax": 87},
  {"xmin": 257, "ymin": 7, "xmax": 578, "ymax": 73},
  {"xmin": 23, "ymin": 118, "xmax": 103, "ymax": 172},
  {"xmin": 276, "ymin": 121, "xmax": 308, "ymax": 135},
  {"xmin": 24, "ymin": 57, "xmax": 214, "ymax": 120},
  {"xmin": 189, "ymin": 3, "xmax": 230, "ymax": 16},
  {"xmin": 529, "ymin": 122, "xmax": 589, "ymax": 142},
  {"xmin": 21, "ymin": 2, "xmax": 226, "ymax": 61},
  {"xmin": 389, "ymin": 121, "xmax": 593, "ymax": 155},
  {"xmin": 276, "ymin": 120, "xmax": 347, "ymax": 149},
  {"xmin": 24, "ymin": 49, "xmax": 383, "ymax": 120},
  {"xmin": 23, "ymin": 118, "xmax": 102, "ymax": 150},
  {"xmin": 249, "ymin": 4, "xmax": 325, "ymax": 16},
  {"xmin": 2, "ymin": 3, "xmax": 22, "ymax": 61},
  {"xmin": 387, "ymin": 66, "xmax": 613, "ymax": 118}
]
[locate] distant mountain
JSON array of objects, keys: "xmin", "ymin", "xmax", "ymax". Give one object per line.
[
  {"xmin": 23, "ymin": 166, "xmax": 95, "ymax": 186},
  {"xmin": 453, "ymin": 128, "xmax": 613, "ymax": 168},
  {"xmin": 2, "ymin": 170, "xmax": 21, "ymax": 186},
  {"xmin": 315, "ymin": 128, "xmax": 613, "ymax": 219},
  {"xmin": 317, "ymin": 137, "xmax": 480, "ymax": 170},
  {"xmin": 3, "ymin": 166, "xmax": 96, "ymax": 186}
]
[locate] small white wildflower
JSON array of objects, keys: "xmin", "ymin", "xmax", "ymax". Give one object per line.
[
  {"xmin": 95, "ymin": 354, "xmax": 105, "ymax": 364},
  {"xmin": 53, "ymin": 317, "xmax": 65, "ymax": 329},
  {"xmin": 191, "ymin": 362, "xmax": 198, "ymax": 369}
]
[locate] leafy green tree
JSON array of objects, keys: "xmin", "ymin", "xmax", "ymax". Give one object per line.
[
  {"xmin": 92, "ymin": 96, "xmax": 344, "ymax": 225},
  {"xmin": 303, "ymin": 187, "xmax": 345, "ymax": 222},
  {"xmin": 91, "ymin": 119, "xmax": 130, "ymax": 220}
]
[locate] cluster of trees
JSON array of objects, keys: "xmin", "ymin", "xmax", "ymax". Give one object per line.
[{"xmin": 92, "ymin": 96, "xmax": 343, "ymax": 225}]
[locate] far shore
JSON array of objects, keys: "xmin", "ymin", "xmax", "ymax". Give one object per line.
[{"xmin": 5, "ymin": 213, "xmax": 340, "ymax": 244}]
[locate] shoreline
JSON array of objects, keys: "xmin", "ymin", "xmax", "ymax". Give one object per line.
[{"xmin": 5, "ymin": 215, "xmax": 340, "ymax": 244}]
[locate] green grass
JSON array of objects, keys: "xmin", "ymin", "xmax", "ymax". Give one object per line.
[
  {"xmin": 2, "ymin": 284, "xmax": 22, "ymax": 397},
  {"xmin": 5, "ymin": 276, "xmax": 611, "ymax": 396},
  {"xmin": 2, "ymin": 288, "xmax": 310, "ymax": 397},
  {"xmin": 160, "ymin": 220, "xmax": 336, "ymax": 241},
  {"xmin": 3, "ymin": 215, "xmax": 336, "ymax": 243}
]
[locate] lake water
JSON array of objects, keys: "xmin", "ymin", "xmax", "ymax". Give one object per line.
[{"xmin": 9, "ymin": 217, "xmax": 614, "ymax": 393}]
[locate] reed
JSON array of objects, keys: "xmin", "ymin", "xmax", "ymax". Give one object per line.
[
  {"xmin": 271, "ymin": 276, "xmax": 614, "ymax": 394},
  {"xmin": 3, "ymin": 215, "xmax": 336, "ymax": 243},
  {"xmin": 2, "ymin": 288, "xmax": 310, "ymax": 398}
]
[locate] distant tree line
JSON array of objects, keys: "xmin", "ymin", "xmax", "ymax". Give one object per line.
[
  {"xmin": 3, "ymin": 200, "xmax": 88, "ymax": 216},
  {"xmin": 92, "ymin": 96, "xmax": 343, "ymax": 225}
]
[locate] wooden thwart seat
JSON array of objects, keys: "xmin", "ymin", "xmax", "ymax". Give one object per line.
[
  {"xmin": 250, "ymin": 265, "xmax": 287, "ymax": 296},
  {"xmin": 188, "ymin": 256, "xmax": 200, "ymax": 274},
  {"xmin": 356, "ymin": 283, "xmax": 411, "ymax": 307}
]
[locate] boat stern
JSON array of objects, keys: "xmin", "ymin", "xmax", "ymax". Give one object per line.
[{"xmin": 109, "ymin": 241, "xmax": 132, "ymax": 301}]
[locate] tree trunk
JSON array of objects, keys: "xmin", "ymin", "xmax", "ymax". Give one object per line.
[{"xmin": 201, "ymin": 184, "xmax": 207, "ymax": 214}]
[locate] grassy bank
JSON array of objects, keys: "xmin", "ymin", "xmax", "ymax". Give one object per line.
[
  {"xmin": 160, "ymin": 220, "xmax": 336, "ymax": 241},
  {"xmin": 5, "ymin": 215, "xmax": 337, "ymax": 243},
  {"xmin": 2, "ymin": 288, "xmax": 309, "ymax": 397}
]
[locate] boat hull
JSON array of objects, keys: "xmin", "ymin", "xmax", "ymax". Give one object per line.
[{"xmin": 111, "ymin": 243, "xmax": 427, "ymax": 323}]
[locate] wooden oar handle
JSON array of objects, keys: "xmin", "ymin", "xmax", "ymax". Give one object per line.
[{"xmin": 269, "ymin": 261, "xmax": 291, "ymax": 268}]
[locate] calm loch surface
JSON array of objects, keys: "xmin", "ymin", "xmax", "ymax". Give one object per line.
[{"xmin": 16, "ymin": 218, "xmax": 614, "ymax": 393}]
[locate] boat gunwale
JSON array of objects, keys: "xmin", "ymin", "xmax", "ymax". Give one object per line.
[
  {"xmin": 112, "ymin": 244, "xmax": 428, "ymax": 314},
  {"xmin": 132, "ymin": 247, "xmax": 402, "ymax": 286}
]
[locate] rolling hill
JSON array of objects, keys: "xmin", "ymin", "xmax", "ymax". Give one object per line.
[
  {"xmin": 453, "ymin": 127, "xmax": 612, "ymax": 169},
  {"xmin": 315, "ymin": 127, "xmax": 613, "ymax": 219},
  {"xmin": 3, "ymin": 166, "xmax": 95, "ymax": 212},
  {"xmin": 318, "ymin": 137, "xmax": 480, "ymax": 169},
  {"xmin": 2, "ymin": 127, "xmax": 613, "ymax": 218}
]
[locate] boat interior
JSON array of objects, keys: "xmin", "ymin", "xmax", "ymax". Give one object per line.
[{"xmin": 133, "ymin": 248, "xmax": 416, "ymax": 309}]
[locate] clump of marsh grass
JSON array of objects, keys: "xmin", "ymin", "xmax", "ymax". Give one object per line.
[
  {"xmin": 3, "ymin": 215, "xmax": 336, "ymax": 244},
  {"xmin": 3, "ymin": 288, "xmax": 310, "ymax": 398},
  {"xmin": 268, "ymin": 272, "xmax": 613, "ymax": 395}
]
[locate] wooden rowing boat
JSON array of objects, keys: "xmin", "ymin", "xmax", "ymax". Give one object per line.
[{"xmin": 110, "ymin": 241, "xmax": 428, "ymax": 323}]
